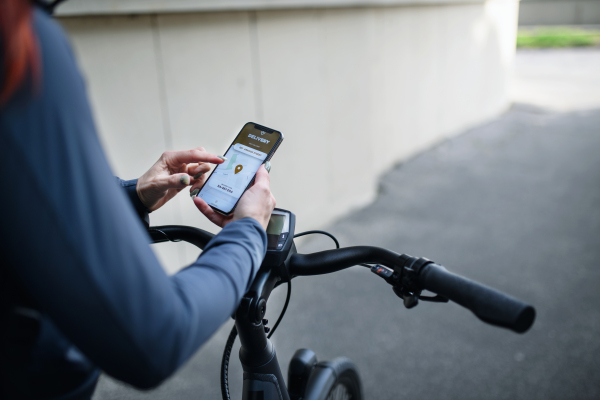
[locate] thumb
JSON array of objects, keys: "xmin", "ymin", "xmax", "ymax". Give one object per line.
[{"xmin": 253, "ymin": 165, "xmax": 270, "ymax": 187}]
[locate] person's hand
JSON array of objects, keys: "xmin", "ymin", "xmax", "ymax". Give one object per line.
[
  {"xmin": 136, "ymin": 147, "xmax": 223, "ymax": 212},
  {"xmin": 193, "ymin": 165, "xmax": 276, "ymax": 230}
]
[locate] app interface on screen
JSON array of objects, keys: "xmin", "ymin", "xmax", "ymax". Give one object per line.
[{"xmin": 198, "ymin": 125, "xmax": 279, "ymax": 213}]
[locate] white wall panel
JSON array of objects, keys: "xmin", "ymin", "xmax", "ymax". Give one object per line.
[
  {"xmin": 60, "ymin": 16, "xmax": 166, "ymax": 178},
  {"xmin": 60, "ymin": 16, "xmax": 192, "ymax": 272}
]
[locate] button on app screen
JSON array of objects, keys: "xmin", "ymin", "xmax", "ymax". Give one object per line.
[{"xmin": 198, "ymin": 125, "xmax": 278, "ymax": 213}]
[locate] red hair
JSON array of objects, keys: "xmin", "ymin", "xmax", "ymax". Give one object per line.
[{"xmin": 0, "ymin": 0, "xmax": 41, "ymax": 105}]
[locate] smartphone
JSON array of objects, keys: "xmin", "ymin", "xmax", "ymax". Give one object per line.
[{"xmin": 197, "ymin": 122, "xmax": 283, "ymax": 215}]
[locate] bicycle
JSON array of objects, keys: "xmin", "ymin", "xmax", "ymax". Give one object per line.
[{"xmin": 149, "ymin": 208, "xmax": 535, "ymax": 400}]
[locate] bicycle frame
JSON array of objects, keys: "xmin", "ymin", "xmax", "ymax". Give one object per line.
[
  {"xmin": 150, "ymin": 225, "xmax": 292, "ymax": 399},
  {"xmin": 235, "ymin": 266, "xmax": 290, "ymax": 400}
]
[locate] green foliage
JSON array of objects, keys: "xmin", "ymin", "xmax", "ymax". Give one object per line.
[{"xmin": 517, "ymin": 27, "xmax": 600, "ymax": 48}]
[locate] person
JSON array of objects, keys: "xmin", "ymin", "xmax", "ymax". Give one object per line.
[{"xmin": 0, "ymin": 1, "xmax": 276, "ymax": 398}]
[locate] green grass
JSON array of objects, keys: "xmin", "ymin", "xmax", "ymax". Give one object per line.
[{"xmin": 517, "ymin": 27, "xmax": 600, "ymax": 48}]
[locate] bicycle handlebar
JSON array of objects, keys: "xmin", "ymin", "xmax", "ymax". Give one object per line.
[
  {"xmin": 149, "ymin": 225, "xmax": 214, "ymax": 249},
  {"xmin": 288, "ymin": 246, "xmax": 400, "ymax": 276},
  {"xmin": 149, "ymin": 227, "xmax": 535, "ymax": 333},
  {"xmin": 418, "ymin": 264, "xmax": 535, "ymax": 333},
  {"xmin": 287, "ymin": 246, "xmax": 535, "ymax": 333}
]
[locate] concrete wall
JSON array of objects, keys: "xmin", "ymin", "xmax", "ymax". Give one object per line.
[
  {"xmin": 519, "ymin": 0, "xmax": 600, "ymax": 25},
  {"xmin": 57, "ymin": 0, "xmax": 519, "ymax": 272}
]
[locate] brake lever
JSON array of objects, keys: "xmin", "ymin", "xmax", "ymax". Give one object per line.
[
  {"xmin": 370, "ymin": 263, "xmax": 448, "ymax": 309},
  {"xmin": 371, "ymin": 265, "xmax": 420, "ymax": 308}
]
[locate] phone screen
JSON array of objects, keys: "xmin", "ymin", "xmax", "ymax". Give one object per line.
[{"xmin": 198, "ymin": 123, "xmax": 282, "ymax": 214}]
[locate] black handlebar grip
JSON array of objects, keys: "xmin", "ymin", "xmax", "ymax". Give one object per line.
[{"xmin": 418, "ymin": 264, "xmax": 535, "ymax": 333}]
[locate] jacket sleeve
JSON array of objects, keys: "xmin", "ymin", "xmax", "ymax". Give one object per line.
[
  {"xmin": 0, "ymin": 8, "xmax": 265, "ymax": 389},
  {"xmin": 115, "ymin": 178, "xmax": 150, "ymax": 228}
]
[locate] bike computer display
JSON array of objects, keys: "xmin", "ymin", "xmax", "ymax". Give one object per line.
[
  {"xmin": 266, "ymin": 210, "xmax": 292, "ymax": 249},
  {"xmin": 263, "ymin": 208, "xmax": 295, "ymax": 267}
]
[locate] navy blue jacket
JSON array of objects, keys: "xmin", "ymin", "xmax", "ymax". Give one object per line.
[{"xmin": 0, "ymin": 7, "xmax": 266, "ymax": 399}]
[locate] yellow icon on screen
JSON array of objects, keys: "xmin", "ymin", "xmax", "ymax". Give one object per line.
[{"xmin": 235, "ymin": 165, "xmax": 243, "ymax": 174}]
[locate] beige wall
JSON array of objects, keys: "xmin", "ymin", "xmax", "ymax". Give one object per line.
[{"xmin": 59, "ymin": 0, "xmax": 519, "ymax": 272}]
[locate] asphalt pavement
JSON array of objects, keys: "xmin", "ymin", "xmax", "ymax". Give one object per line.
[
  {"xmin": 93, "ymin": 51, "xmax": 600, "ymax": 399},
  {"xmin": 512, "ymin": 48, "xmax": 600, "ymax": 112}
]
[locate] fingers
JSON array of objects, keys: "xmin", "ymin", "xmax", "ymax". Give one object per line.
[
  {"xmin": 188, "ymin": 163, "xmax": 211, "ymax": 179},
  {"xmin": 162, "ymin": 173, "xmax": 191, "ymax": 189},
  {"xmin": 188, "ymin": 164, "xmax": 212, "ymax": 196},
  {"xmin": 164, "ymin": 148, "xmax": 224, "ymax": 166},
  {"xmin": 192, "ymin": 196, "xmax": 213, "ymax": 217},
  {"xmin": 193, "ymin": 197, "xmax": 227, "ymax": 228},
  {"xmin": 189, "ymin": 180, "xmax": 204, "ymax": 197}
]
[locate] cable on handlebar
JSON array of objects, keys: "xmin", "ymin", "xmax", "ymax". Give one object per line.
[
  {"xmin": 264, "ymin": 230, "xmax": 340, "ymax": 343},
  {"xmin": 293, "ymin": 230, "xmax": 340, "ymax": 249}
]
